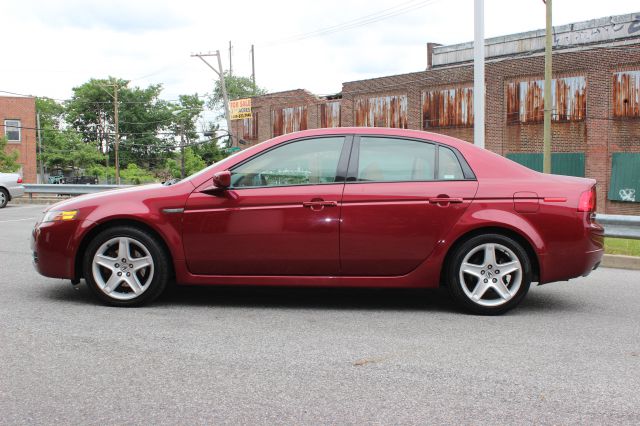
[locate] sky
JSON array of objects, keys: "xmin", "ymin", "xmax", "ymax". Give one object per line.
[{"xmin": 2, "ymin": 0, "xmax": 639, "ymax": 105}]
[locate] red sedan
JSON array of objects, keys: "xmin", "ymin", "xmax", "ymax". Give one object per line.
[{"xmin": 31, "ymin": 128, "xmax": 603, "ymax": 314}]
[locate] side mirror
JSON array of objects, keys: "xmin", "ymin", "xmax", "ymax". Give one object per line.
[{"xmin": 212, "ymin": 170, "xmax": 231, "ymax": 189}]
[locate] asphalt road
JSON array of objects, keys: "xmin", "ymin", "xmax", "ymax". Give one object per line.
[{"xmin": 1, "ymin": 204, "xmax": 639, "ymax": 425}]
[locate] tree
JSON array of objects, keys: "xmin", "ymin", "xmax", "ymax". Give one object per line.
[
  {"xmin": 41, "ymin": 130, "xmax": 104, "ymax": 176},
  {"xmin": 120, "ymin": 163, "xmax": 156, "ymax": 184},
  {"xmin": 0, "ymin": 137, "xmax": 20, "ymax": 172},
  {"xmin": 166, "ymin": 148, "xmax": 206, "ymax": 178},
  {"xmin": 207, "ymin": 73, "xmax": 267, "ymax": 118}
]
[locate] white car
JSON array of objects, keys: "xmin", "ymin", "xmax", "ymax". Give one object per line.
[{"xmin": 0, "ymin": 173, "xmax": 25, "ymax": 208}]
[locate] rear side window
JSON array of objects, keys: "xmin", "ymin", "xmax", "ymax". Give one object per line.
[
  {"xmin": 357, "ymin": 137, "xmax": 435, "ymax": 182},
  {"xmin": 438, "ymin": 146, "xmax": 465, "ymax": 180}
]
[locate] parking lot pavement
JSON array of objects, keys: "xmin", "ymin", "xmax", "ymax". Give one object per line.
[{"xmin": 1, "ymin": 204, "xmax": 639, "ymax": 425}]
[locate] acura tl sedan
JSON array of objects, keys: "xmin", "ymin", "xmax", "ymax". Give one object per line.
[{"xmin": 32, "ymin": 128, "xmax": 604, "ymax": 314}]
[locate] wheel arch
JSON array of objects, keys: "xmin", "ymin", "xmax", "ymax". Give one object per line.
[
  {"xmin": 440, "ymin": 226, "xmax": 540, "ymax": 286},
  {"xmin": 74, "ymin": 218, "xmax": 175, "ymax": 281}
]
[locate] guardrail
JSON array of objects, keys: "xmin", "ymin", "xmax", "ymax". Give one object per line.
[
  {"xmin": 19, "ymin": 185, "xmax": 640, "ymax": 240},
  {"xmin": 596, "ymin": 214, "xmax": 640, "ymax": 240},
  {"xmin": 24, "ymin": 184, "xmax": 131, "ymax": 197}
]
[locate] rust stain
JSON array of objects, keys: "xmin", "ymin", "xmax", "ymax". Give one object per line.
[
  {"xmin": 354, "ymin": 95, "xmax": 408, "ymax": 128},
  {"xmin": 242, "ymin": 112, "xmax": 258, "ymax": 140},
  {"xmin": 613, "ymin": 71, "xmax": 640, "ymax": 118},
  {"xmin": 320, "ymin": 101, "xmax": 341, "ymax": 128},
  {"xmin": 422, "ymin": 87, "xmax": 473, "ymax": 128},
  {"xmin": 507, "ymin": 76, "xmax": 586, "ymax": 123},
  {"xmin": 272, "ymin": 106, "xmax": 308, "ymax": 137}
]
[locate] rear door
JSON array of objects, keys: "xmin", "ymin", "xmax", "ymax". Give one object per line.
[{"xmin": 340, "ymin": 136, "xmax": 478, "ymax": 276}]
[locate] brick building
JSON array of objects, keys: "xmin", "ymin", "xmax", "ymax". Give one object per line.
[
  {"xmin": 0, "ymin": 96, "xmax": 37, "ymax": 183},
  {"xmin": 231, "ymin": 13, "xmax": 640, "ymax": 215}
]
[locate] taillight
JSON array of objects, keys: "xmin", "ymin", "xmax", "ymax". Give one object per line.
[
  {"xmin": 577, "ymin": 187, "xmax": 596, "ymax": 212},
  {"xmin": 17, "ymin": 177, "xmax": 23, "ymax": 184}
]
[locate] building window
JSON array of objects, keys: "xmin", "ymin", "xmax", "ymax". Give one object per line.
[
  {"xmin": 354, "ymin": 95, "xmax": 407, "ymax": 128},
  {"xmin": 320, "ymin": 101, "xmax": 341, "ymax": 128},
  {"xmin": 422, "ymin": 87, "xmax": 473, "ymax": 128},
  {"xmin": 272, "ymin": 106, "xmax": 308, "ymax": 137},
  {"xmin": 243, "ymin": 112, "xmax": 258, "ymax": 140},
  {"xmin": 506, "ymin": 76, "xmax": 586, "ymax": 123},
  {"xmin": 4, "ymin": 120, "xmax": 21, "ymax": 142},
  {"xmin": 613, "ymin": 71, "xmax": 640, "ymax": 118}
]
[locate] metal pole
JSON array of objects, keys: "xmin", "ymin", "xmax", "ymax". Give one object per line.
[
  {"xmin": 543, "ymin": 0, "xmax": 553, "ymax": 173},
  {"xmin": 114, "ymin": 84, "xmax": 120, "ymax": 185},
  {"xmin": 180, "ymin": 125, "xmax": 185, "ymax": 179},
  {"xmin": 216, "ymin": 50, "xmax": 234, "ymax": 148},
  {"xmin": 36, "ymin": 112, "xmax": 44, "ymax": 184},
  {"xmin": 229, "ymin": 41, "xmax": 233, "ymax": 76},
  {"xmin": 251, "ymin": 44, "xmax": 255, "ymax": 85},
  {"xmin": 473, "ymin": 0, "xmax": 485, "ymax": 149}
]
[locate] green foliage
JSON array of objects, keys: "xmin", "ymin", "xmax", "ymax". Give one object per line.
[
  {"xmin": 605, "ymin": 238, "xmax": 640, "ymax": 257},
  {"xmin": 208, "ymin": 73, "xmax": 267, "ymax": 116},
  {"xmin": 42, "ymin": 130, "xmax": 104, "ymax": 175},
  {"xmin": 166, "ymin": 147, "xmax": 206, "ymax": 178},
  {"xmin": 120, "ymin": 163, "xmax": 156, "ymax": 185},
  {"xmin": 0, "ymin": 136, "xmax": 20, "ymax": 172}
]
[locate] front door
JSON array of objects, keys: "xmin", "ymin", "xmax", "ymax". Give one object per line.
[
  {"xmin": 340, "ymin": 136, "xmax": 478, "ymax": 276},
  {"xmin": 182, "ymin": 136, "xmax": 348, "ymax": 276}
]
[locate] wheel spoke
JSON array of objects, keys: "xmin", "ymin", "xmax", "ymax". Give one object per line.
[
  {"xmin": 483, "ymin": 244, "xmax": 497, "ymax": 267},
  {"xmin": 461, "ymin": 262, "xmax": 484, "ymax": 278},
  {"xmin": 498, "ymin": 260, "xmax": 520, "ymax": 275},
  {"xmin": 95, "ymin": 254, "xmax": 117, "ymax": 270},
  {"xmin": 492, "ymin": 280, "xmax": 512, "ymax": 300},
  {"xmin": 129, "ymin": 256, "xmax": 152, "ymax": 271},
  {"xmin": 471, "ymin": 281, "xmax": 489, "ymax": 301},
  {"xmin": 118, "ymin": 237, "xmax": 131, "ymax": 260},
  {"xmin": 126, "ymin": 274, "xmax": 144, "ymax": 294},
  {"xmin": 103, "ymin": 273, "xmax": 122, "ymax": 294}
]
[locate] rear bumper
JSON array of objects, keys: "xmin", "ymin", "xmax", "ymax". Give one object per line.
[{"xmin": 10, "ymin": 185, "xmax": 25, "ymax": 199}]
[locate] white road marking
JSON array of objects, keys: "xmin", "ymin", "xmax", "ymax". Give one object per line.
[{"xmin": 0, "ymin": 217, "xmax": 36, "ymax": 223}]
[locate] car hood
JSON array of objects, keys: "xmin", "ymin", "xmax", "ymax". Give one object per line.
[{"xmin": 45, "ymin": 184, "xmax": 168, "ymax": 213}]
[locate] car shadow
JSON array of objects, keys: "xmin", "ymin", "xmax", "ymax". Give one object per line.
[{"xmin": 40, "ymin": 280, "xmax": 582, "ymax": 315}]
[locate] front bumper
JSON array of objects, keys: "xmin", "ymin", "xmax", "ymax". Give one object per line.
[{"xmin": 31, "ymin": 219, "xmax": 87, "ymax": 279}]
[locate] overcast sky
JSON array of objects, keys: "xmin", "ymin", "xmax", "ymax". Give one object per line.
[{"xmin": 2, "ymin": 0, "xmax": 639, "ymax": 104}]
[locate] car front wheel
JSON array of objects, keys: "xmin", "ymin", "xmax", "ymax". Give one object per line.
[
  {"xmin": 447, "ymin": 234, "xmax": 532, "ymax": 315},
  {"xmin": 83, "ymin": 226, "xmax": 169, "ymax": 306}
]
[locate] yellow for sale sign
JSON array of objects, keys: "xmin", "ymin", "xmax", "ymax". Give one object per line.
[{"xmin": 230, "ymin": 98, "xmax": 252, "ymax": 120}]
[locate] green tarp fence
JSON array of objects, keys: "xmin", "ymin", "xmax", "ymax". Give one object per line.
[
  {"xmin": 608, "ymin": 153, "xmax": 640, "ymax": 203},
  {"xmin": 505, "ymin": 152, "xmax": 585, "ymax": 177}
]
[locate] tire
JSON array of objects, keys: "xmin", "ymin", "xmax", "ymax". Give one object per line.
[
  {"xmin": 83, "ymin": 226, "xmax": 170, "ymax": 307},
  {"xmin": 0, "ymin": 188, "xmax": 8, "ymax": 208},
  {"xmin": 446, "ymin": 233, "xmax": 532, "ymax": 315}
]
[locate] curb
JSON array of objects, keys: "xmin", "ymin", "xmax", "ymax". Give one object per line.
[{"xmin": 601, "ymin": 254, "xmax": 640, "ymax": 271}]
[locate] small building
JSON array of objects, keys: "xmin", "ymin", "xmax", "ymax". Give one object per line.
[
  {"xmin": 231, "ymin": 12, "xmax": 640, "ymax": 215},
  {"xmin": 0, "ymin": 96, "xmax": 37, "ymax": 183}
]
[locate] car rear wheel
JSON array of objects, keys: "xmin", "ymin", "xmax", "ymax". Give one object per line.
[
  {"xmin": 0, "ymin": 188, "xmax": 8, "ymax": 208},
  {"xmin": 447, "ymin": 234, "xmax": 532, "ymax": 315},
  {"xmin": 83, "ymin": 226, "xmax": 169, "ymax": 306}
]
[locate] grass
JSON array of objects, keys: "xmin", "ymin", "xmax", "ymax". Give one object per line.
[{"xmin": 605, "ymin": 238, "xmax": 640, "ymax": 257}]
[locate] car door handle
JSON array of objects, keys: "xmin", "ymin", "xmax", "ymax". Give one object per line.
[
  {"xmin": 303, "ymin": 200, "xmax": 338, "ymax": 211},
  {"xmin": 429, "ymin": 197, "xmax": 464, "ymax": 204}
]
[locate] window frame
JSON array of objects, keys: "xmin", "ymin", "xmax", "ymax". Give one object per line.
[
  {"xmin": 346, "ymin": 135, "xmax": 476, "ymax": 184},
  {"xmin": 228, "ymin": 135, "xmax": 353, "ymax": 190},
  {"xmin": 4, "ymin": 119, "xmax": 21, "ymax": 142}
]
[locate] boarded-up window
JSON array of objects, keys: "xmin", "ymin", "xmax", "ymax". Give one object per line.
[
  {"xmin": 613, "ymin": 71, "xmax": 640, "ymax": 118},
  {"xmin": 354, "ymin": 95, "xmax": 407, "ymax": 128},
  {"xmin": 320, "ymin": 101, "xmax": 341, "ymax": 128},
  {"xmin": 422, "ymin": 87, "xmax": 473, "ymax": 128},
  {"xmin": 272, "ymin": 106, "xmax": 308, "ymax": 137},
  {"xmin": 609, "ymin": 153, "xmax": 640, "ymax": 202},
  {"xmin": 506, "ymin": 152, "xmax": 585, "ymax": 177},
  {"xmin": 242, "ymin": 112, "xmax": 258, "ymax": 140},
  {"xmin": 506, "ymin": 76, "xmax": 586, "ymax": 123}
]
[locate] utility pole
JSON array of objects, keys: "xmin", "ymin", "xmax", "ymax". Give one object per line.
[
  {"xmin": 114, "ymin": 84, "xmax": 120, "ymax": 184},
  {"xmin": 36, "ymin": 112, "xmax": 44, "ymax": 183},
  {"xmin": 179, "ymin": 125, "xmax": 185, "ymax": 179},
  {"xmin": 473, "ymin": 0, "xmax": 485, "ymax": 149},
  {"xmin": 192, "ymin": 51, "xmax": 234, "ymax": 147},
  {"xmin": 543, "ymin": 0, "xmax": 553, "ymax": 173},
  {"xmin": 251, "ymin": 44, "xmax": 256, "ymax": 85},
  {"xmin": 229, "ymin": 41, "xmax": 233, "ymax": 76}
]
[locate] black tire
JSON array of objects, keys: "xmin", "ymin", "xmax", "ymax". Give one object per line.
[
  {"xmin": 446, "ymin": 233, "xmax": 532, "ymax": 315},
  {"xmin": 83, "ymin": 226, "xmax": 170, "ymax": 307},
  {"xmin": 0, "ymin": 188, "xmax": 8, "ymax": 208}
]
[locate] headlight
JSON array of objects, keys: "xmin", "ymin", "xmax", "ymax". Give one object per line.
[{"xmin": 42, "ymin": 210, "xmax": 78, "ymax": 223}]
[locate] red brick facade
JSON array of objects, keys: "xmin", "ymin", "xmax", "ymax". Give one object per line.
[
  {"xmin": 0, "ymin": 96, "xmax": 37, "ymax": 183},
  {"xmin": 231, "ymin": 43, "xmax": 640, "ymax": 215}
]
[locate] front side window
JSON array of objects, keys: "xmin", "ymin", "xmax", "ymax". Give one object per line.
[
  {"xmin": 356, "ymin": 137, "xmax": 435, "ymax": 182},
  {"xmin": 231, "ymin": 137, "xmax": 344, "ymax": 188},
  {"xmin": 4, "ymin": 120, "xmax": 21, "ymax": 142}
]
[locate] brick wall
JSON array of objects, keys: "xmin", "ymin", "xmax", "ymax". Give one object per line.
[
  {"xmin": 0, "ymin": 96, "xmax": 37, "ymax": 183},
  {"xmin": 234, "ymin": 44, "xmax": 640, "ymax": 214}
]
